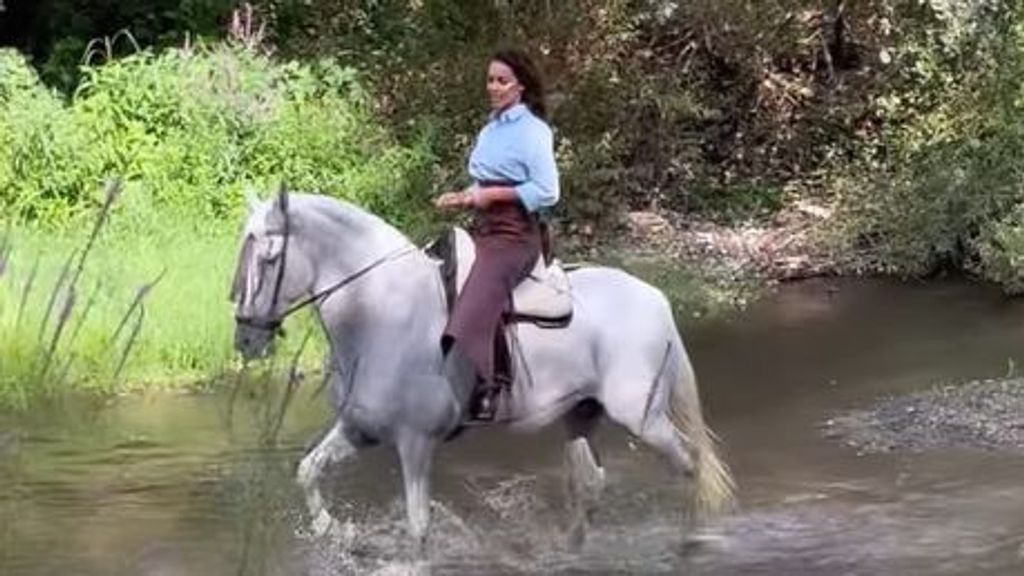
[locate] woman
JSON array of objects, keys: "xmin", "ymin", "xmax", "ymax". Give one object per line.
[{"xmin": 435, "ymin": 48, "xmax": 560, "ymax": 422}]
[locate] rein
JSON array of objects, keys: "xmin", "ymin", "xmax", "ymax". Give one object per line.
[{"xmin": 283, "ymin": 245, "xmax": 416, "ymax": 320}]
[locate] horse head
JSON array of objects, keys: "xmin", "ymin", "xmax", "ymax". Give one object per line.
[{"xmin": 230, "ymin": 186, "xmax": 316, "ymax": 359}]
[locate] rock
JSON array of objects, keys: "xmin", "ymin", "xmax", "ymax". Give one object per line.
[{"xmin": 626, "ymin": 211, "xmax": 672, "ymax": 235}]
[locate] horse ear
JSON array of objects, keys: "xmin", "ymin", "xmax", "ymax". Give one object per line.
[{"xmin": 275, "ymin": 182, "xmax": 289, "ymax": 215}]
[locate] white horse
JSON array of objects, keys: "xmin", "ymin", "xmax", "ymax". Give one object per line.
[{"xmin": 231, "ymin": 189, "xmax": 734, "ymax": 554}]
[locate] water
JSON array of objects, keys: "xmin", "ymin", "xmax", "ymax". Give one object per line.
[{"xmin": 3, "ymin": 278, "xmax": 1024, "ymax": 575}]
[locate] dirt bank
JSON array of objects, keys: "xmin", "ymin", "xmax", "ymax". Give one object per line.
[
  {"xmin": 824, "ymin": 378, "xmax": 1024, "ymax": 454},
  {"xmin": 616, "ymin": 198, "xmax": 837, "ymax": 282}
]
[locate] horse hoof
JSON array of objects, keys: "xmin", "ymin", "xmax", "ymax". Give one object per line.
[
  {"xmin": 680, "ymin": 531, "xmax": 727, "ymax": 555},
  {"xmin": 412, "ymin": 537, "xmax": 428, "ymax": 560},
  {"xmin": 567, "ymin": 521, "xmax": 587, "ymax": 552}
]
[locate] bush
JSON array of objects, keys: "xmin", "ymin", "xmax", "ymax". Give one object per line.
[
  {"xmin": 0, "ymin": 43, "xmax": 436, "ymax": 232},
  {"xmin": 829, "ymin": 2, "xmax": 1024, "ymax": 288}
]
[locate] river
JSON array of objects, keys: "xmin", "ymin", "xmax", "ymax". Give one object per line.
[{"xmin": 3, "ymin": 278, "xmax": 1024, "ymax": 575}]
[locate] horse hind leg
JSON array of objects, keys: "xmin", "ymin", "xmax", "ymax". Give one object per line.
[
  {"xmin": 297, "ymin": 419, "xmax": 357, "ymax": 538},
  {"xmin": 564, "ymin": 399, "xmax": 606, "ymax": 551},
  {"xmin": 637, "ymin": 411, "xmax": 696, "ymax": 478},
  {"xmin": 600, "ymin": 377, "xmax": 699, "ymax": 518},
  {"xmin": 601, "ymin": 354, "xmax": 696, "ymax": 480},
  {"xmin": 605, "ymin": 380, "xmax": 724, "ymax": 540}
]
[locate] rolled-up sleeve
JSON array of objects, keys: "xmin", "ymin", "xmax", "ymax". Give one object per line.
[{"xmin": 515, "ymin": 124, "xmax": 560, "ymax": 213}]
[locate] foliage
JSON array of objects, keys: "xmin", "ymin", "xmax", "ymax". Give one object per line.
[
  {"xmin": 829, "ymin": 1, "xmax": 1024, "ymax": 288},
  {"xmin": 252, "ymin": 1, "xmax": 906, "ymax": 230},
  {"xmin": 0, "ymin": 43, "xmax": 434, "ymax": 232},
  {"xmin": 2, "ymin": 0, "xmax": 238, "ymax": 91}
]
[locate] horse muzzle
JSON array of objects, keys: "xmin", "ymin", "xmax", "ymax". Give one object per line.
[{"xmin": 234, "ymin": 317, "xmax": 281, "ymax": 360}]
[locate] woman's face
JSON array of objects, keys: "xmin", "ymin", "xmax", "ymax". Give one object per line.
[{"xmin": 486, "ymin": 60, "xmax": 523, "ymax": 113}]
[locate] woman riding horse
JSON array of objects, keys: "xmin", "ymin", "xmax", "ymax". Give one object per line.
[{"xmin": 434, "ymin": 48, "xmax": 560, "ymax": 422}]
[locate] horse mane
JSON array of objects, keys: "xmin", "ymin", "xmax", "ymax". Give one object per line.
[{"xmin": 288, "ymin": 193, "xmax": 411, "ymax": 245}]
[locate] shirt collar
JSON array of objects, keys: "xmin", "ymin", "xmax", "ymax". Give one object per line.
[{"xmin": 491, "ymin": 103, "xmax": 528, "ymax": 124}]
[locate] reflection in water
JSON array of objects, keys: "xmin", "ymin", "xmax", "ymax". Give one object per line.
[
  {"xmin": 222, "ymin": 368, "xmax": 302, "ymax": 576},
  {"xmin": 0, "ymin": 366, "xmax": 324, "ymax": 576},
  {"xmin": 2, "ymin": 278, "xmax": 1024, "ymax": 574},
  {"xmin": 1, "ymin": 429, "xmax": 22, "ymax": 571}
]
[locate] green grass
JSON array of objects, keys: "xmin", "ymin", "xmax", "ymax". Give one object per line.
[
  {"xmin": 0, "ymin": 187, "xmax": 324, "ymax": 409},
  {"xmin": 596, "ymin": 252, "xmax": 761, "ymax": 324}
]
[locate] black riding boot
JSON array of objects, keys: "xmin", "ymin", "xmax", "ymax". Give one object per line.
[{"xmin": 442, "ymin": 339, "xmax": 496, "ymax": 422}]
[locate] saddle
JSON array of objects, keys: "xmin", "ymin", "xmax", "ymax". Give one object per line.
[
  {"xmin": 427, "ymin": 227, "xmax": 573, "ymax": 326},
  {"xmin": 426, "ymin": 226, "xmax": 574, "ymax": 423}
]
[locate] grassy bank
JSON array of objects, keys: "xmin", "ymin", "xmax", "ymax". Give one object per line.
[
  {"xmin": 0, "ymin": 184, "xmax": 336, "ymax": 410},
  {"xmin": 601, "ymin": 253, "xmax": 759, "ymax": 325},
  {"xmin": 0, "ymin": 216, "xmax": 232, "ymax": 406},
  {"xmin": 0, "ymin": 182, "xmax": 270, "ymax": 403}
]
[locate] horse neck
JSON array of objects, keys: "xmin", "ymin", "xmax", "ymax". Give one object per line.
[
  {"xmin": 294, "ymin": 200, "xmax": 446, "ymax": 407},
  {"xmin": 290, "ymin": 196, "xmax": 443, "ymax": 342}
]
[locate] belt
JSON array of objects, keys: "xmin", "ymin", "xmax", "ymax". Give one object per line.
[{"xmin": 476, "ymin": 180, "xmax": 524, "ymax": 188}]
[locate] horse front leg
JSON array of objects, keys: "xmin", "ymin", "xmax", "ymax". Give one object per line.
[
  {"xmin": 297, "ymin": 419, "xmax": 356, "ymax": 538},
  {"xmin": 397, "ymin": 432, "xmax": 437, "ymax": 557}
]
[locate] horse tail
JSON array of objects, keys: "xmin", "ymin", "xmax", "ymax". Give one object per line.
[{"xmin": 666, "ymin": 335, "xmax": 736, "ymax": 518}]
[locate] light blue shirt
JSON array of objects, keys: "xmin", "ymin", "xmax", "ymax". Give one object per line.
[{"xmin": 467, "ymin": 103, "xmax": 560, "ymax": 213}]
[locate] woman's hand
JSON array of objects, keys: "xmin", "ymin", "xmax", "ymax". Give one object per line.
[{"xmin": 434, "ymin": 189, "xmax": 476, "ymax": 212}]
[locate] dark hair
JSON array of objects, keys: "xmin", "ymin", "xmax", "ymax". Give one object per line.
[{"xmin": 492, "ymin": 48, "xmax": 547, "ymax": 120}]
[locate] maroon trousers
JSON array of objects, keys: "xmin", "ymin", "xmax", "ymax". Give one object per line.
[{"xmin": 443, "ymin": 202, "xmax": 541, "ymax": 386}]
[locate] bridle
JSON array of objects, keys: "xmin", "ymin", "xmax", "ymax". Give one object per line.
[{"xmin": 235, "ymin": 192, "xmax": 415, "ymax": 333}]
